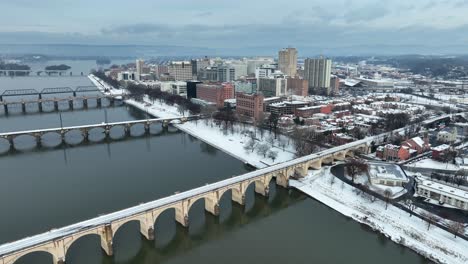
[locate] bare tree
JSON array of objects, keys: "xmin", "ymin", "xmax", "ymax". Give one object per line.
[
  {"xmin": 383, "ymin": 188, "xmax": 393, "ymax": 210},
  {"xmin": 257, "ymin": 143, "xmax": 270, "ymax": 158},
  {"xmin": 267, "ymin": 135, "xmax": 275, "ymax": 147},
  {"xmin": 244, "ymin": 139, "xmax": 256, "ymax": 153},
  {"xmin": 422, "ymin": 212, "xmax": 438, "ymax": 231},
  {"xmin": 448, "ymin": 221, "xmax": 465, "ymax": 238},
  {"xmin": 404, "ymin": 199, "xmax": 417, "ymax": 217},
  {"xmin": 278, "ymin": 137, "xmax": 287, "ymax": 151},
  {"xmin": 344, "ymin": 159, "xmax": 369, "ymax": 183},
  {"xmin": 267, "ymin": 150, "xmax": 278, "ymax": 162}
]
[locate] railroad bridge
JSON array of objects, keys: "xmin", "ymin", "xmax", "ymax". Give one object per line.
[{"xmin": 0, "ymin": 138, "xmax": 369, "ymax": 264}]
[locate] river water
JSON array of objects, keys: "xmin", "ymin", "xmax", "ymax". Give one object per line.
[{"xmin": 0, "ymin": 70, "xmax": 429, "ymax": 263}]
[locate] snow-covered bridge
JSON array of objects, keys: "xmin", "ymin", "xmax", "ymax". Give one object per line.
[
  {"xmin": 0, "ymin": 116, "xmax": 197, "ymax": 150},
  {"xmin": 0, "ymin": 133, "xmax": 372, "ymax": 264}
]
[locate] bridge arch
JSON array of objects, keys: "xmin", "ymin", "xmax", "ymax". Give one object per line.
[
  {"xmin": 62, "ymin": 229, "xmax": 104, "ymax": 257},
  {"xmin": 8, "ymin": 248, "xmax": 56, "ymax": 264}
]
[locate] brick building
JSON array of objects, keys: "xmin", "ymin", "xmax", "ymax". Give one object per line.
[
  {"xmin": 236, "ymin": 92, "xmax": 264, "ymax": 121},
  {"xmin": 196, "ymin": 83, "xmax": 235, "ymax": 108},
  {"xmin": 287, "ymin": 78, "xmax": 308, "ymax": 97}
]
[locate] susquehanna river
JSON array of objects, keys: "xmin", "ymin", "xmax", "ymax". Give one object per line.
[{"xmin": 0, "ymin": 75, "xmax": 429, "ymax": 264}]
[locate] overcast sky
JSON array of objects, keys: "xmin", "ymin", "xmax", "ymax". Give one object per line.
[{"xmin": 1, "ymin": 0, "xmax": 468, "ymax": 54}]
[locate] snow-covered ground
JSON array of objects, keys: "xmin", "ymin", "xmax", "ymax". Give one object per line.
[
  {"xmin": 291, "ymin": 169, "xmax": 468, "ymax": 264},
  {"xmin": 375, "ymin": 93, "xmax": 460, "ymax": 110},
  {"xmin": 88, "ymin": 75, "xmax": 126, "ymax": 96},
  {"xmin": 126, "ymin": 97, "xmax": 296, "ymax": 168},
  {"xmin": 407, "ymin": 158, "xmax": 462, "ymax": 172}
]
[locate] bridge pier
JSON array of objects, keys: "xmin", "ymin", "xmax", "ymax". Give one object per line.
[
  {"xmin": 205, "ymin": 199, "xmax": 220, "ymax": 216},
  {"xmin": 124, "ymin": 124, "xmax": 131, "ymax": 137},
  {"xmin": 38, "ymin": 101, "xmax": 43, "ymax": 112},
  {"xmin": 83, "ymin": 98, "xmax": 88, "ymax": 109},
  {"xmin": 21, "ymin": 102, "xmax": 26, "ymax": 113},
  {"xmin": 162, "ymin": 121, "xmax": 169, "ymax": 128},
  {"xmin": 100, "ymin": 225, "xmax": 114, "ymax": 256},
  {"xmin": 144, "ymin": 122, "xmax": 150, "ymax": 134},
  {"xmin": 232, "ymin": 189, "xmax": 245, "ymax": 205},
  {"xmin": 54, "ymin": 101, "xmax": 59, "ymax": 111},
  {"xmin": 35, "ymin": 134, "xmax": 42, "ymax": 148},
  {"xmin": 3, "ymin": 104, "xmax": 8, "ymax": 115},
  {"xmin": 104, "ymin": 126, "xmax": 111, "ymax": 138},
  {"xmin": 175, "ymin": 208, "xmax": 189, "ymax": 227},
  {"xmin": 275, "ymin": 172, "xmax": 289, "ymax": 188},
  {"xmin": 97, "ymin": 98, "xmax": 102, "ymax": 108},
  {"xmin": 68, "ymin": 99, "xmax": 74, "ymax": 110},
  {"xmin": 82, "ymin": 129, "xmax": 89, "ymax": 142},
  {"xmin": 255, "ymin": 182, "xmax": 270, "ymax": 197},
  {"xmin": 109, "ymin": 97, "xmax": 115, "ymax": 107}
]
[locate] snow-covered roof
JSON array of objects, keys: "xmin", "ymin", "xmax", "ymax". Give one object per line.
[
  {"xmin": 432, "ymin": 144, "xmax": 451, "ymax": 152},
  {"xmin": 417, "ymin": 179, "xmax": 468, "ymax": 202}
]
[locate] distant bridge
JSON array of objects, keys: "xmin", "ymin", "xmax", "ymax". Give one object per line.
[
  {"xmin": 0, "ymin": 70, "xmax": 86, "ymax": 77},
  {"xmin": 0, "ymin": 95, "xmax": 120, "ymax": 115},
  {"xmin": 0, "ymin": 116, "xmax": 198, "ymax": 151},
  {"xmin": 0, "ymin": 86, "xmax": 102, "ymax": 101}
]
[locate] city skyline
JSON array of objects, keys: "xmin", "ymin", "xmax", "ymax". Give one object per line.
[{"xmin": 1, "ymin": 0, "xmax": 468, "ymax": 55}]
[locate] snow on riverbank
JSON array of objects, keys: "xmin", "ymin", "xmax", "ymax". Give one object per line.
[
  {"xmin": 125, "ymin": 98, "xmax": 296, "ymax": 168},
  {"xmin": 290, "ymin": 169, "xmax": 468, "ymax": 264},
  {"xmin": 88, "ymin": 75, "xmax": 126, "ymax": 96}
]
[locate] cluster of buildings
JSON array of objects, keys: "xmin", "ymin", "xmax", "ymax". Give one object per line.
[
  {"xmin": 377, "ymin": 136, "xmax": 431, "ymax": 161},
  {"xmin": 106, "ymin": 48, "xmax": 344, "ymax": 124}
]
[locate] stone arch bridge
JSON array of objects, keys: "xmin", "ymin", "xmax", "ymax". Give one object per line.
[
  {"xmin": 0, "ymin": 116, "xmax": 198, "ymax": 150},
  {"xmin": 0, "ymin": 138, "xmax": 369, "ymax": 264}
]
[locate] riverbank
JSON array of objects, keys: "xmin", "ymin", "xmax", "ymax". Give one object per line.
[
  {"xmin": 89, "ymin": 74, "xmax": 295, "ymax": 168},
  {"xmin": 125, "ymin": 98, "xmax": 295, "ymax": 168},
  {"xmin": 290, "ymin": 169, "xmax": 468, "ymax": 264}
]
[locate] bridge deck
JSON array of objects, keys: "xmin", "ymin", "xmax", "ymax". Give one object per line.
[
  {"xmin": 0, "ymin": 117, "xmax": 194, "ymax": 137},
  {"xmin": 0, "ymin": 95, "xmax": 115, "ymax": 105}
]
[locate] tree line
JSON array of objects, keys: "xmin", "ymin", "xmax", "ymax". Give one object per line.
[
  {"xmin": 126, "ymin": 82, "xmax": 202, "ymax": 115},
  {"xmin": 92, "ymin": 70, "xmax": 121, "ymax": 89}
]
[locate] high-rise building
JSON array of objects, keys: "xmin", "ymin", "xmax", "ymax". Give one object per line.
[
  {"xmin": 136, "ymin": 59, "xmax": 145, "ymax": 81},
  {"xmin": 330, "ymin": 75, "xmax": 341, "ymax": 95},
  {"xmin": 217, "ymin": 66, "xmax": 236, "ymax": 82},
  {"xmin": 304, "ymin": 57, "xmax": 332, "ymax": 95},
  {"xmin": 278, "ymin": 48, "xmax": 297, "ymax": 77},
  {"xmin": 168, "ymin": 61, "xmax": 193, "ymax": 81}
]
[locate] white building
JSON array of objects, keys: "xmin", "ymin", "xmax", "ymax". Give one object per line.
[
  {"xmin": 247, "ymin": 58, "xmax": 275, "ymax": 75},
  {"xmin": 258, "ymin": 77, "xmax": 288, "ymax": 97},
  {"xmin": 368, "ymin": 163, "xmax": 409, "ymax": 187},
  {"xmin": 117, "ymin": 71, "xmax": 136, "ymax": 81},
  {"xmin": 437, "ymin": 128, "xmax": 458, "ymax": 143},
  {"xmin": 416, "ymin": 178, "xmax": 468, "ymax": 210},
  {"xmin": 255, "ymin": 65, "xmax": 276, "ymax": 79}
]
